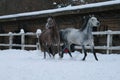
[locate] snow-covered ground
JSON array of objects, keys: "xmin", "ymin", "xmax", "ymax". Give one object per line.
[{"xmin": 0, "ymin": 49, "xmax": 120, "ymax": 80}]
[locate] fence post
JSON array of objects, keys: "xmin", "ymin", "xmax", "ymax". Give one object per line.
[
  {"xmin": 9, "ymin": 32, "xmax": 13, "ymax": 49},
  {"xmin": 36, "ymin": 43, "xmax": 40, "ymax": 50},
  {"xmin": 110, "ymin": 34, "xmax": 113, "ymax": 53},
  {"xmin": 107, "ymin": 30, "xmax": 112, "ymax": 54},
  {"xmin": 20, "ymin": 29, "xmax": 25, "ymax": 50},
  {"xmin": 36, "ymin": 29, "xmax": 42, "ymax": 50}
]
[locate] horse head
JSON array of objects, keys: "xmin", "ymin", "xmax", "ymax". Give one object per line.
[
  {"xmin": 88, "ymin": 15, "xmax": 100, "ymax": 27},
  {"xmin": 47, "ymin": 16, "xmax": 56, "ymax": 28}
]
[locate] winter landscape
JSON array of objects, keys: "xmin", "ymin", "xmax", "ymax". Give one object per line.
[
  {"xmin": 0, "ymin": 0, "xmax": 120, "ymax": 80},
  {"xmin": 0, "ymin": 49, "xmax": 120, "ymax": 80}
]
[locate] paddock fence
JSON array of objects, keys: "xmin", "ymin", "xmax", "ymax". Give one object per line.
[
  {"xmin": 0, "ymin": 29, "xmax": 120, "ymax": 54},
  {"xmin": 0, "ymin": 29, "xmax": 42, "ymax": 50},
  {"xmin": 75, "ymin": 30, "xmax": 120, "ymax": 54}
]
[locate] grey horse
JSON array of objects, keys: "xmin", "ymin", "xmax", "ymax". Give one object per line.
[{"xmin": 59, "ymin": 15, "xmax": 100, "ymax": 61}]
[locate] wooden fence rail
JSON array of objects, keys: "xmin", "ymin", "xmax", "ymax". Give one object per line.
[
  {"xmin": 76, "ymin": 30, "xmax": 120, "ymax": 54},
  {"xmin": 93, "ymin": 30, "xmax": 120, "ymax": 54},
  {"xmin": 0, "ymin": 29, "xmax": 42, "ymax": 50},
  {"xmin": 0, "ymin": 29, "xmax": 120, "ymax": 54}
]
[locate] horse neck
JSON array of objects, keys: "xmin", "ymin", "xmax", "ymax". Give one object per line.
[
  {"xmin": 51, "ymin": 26, "xmax": 57, "ymax": 33},
  {"xmin": 51, "ymin": 26, "xmax": 58, "ymax": 36},
  {"xmin": 51, "ymin": 26, "xmax": 60, "ymax": 44},
  {"xmin": 83, "ymin": 21, "xmax": 93, "ymax": 34},
  {"xmin": 80, "ymin": 19, "xmax": 88, "ymax": 31}
]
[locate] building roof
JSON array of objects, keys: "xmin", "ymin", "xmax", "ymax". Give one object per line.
[{"xmin": 0, "ymin": 0, "xmax": 120, "ymax": 22}]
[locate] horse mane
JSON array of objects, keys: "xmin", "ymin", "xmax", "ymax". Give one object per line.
[{"xmin": 80, "ymin": 16, "xmax": 90, "ymax": 31}]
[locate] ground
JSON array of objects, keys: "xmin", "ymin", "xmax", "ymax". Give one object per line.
[{"xmin": 0, "ymin": 49, "xmax": 120, "ymax": 80}]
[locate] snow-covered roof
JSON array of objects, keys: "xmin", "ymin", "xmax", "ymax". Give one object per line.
[{"xmin": 0, "ymin": 0, "xmax": 120, "ymax": 20}]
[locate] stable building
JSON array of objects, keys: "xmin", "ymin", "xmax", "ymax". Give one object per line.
[{"xmin": 0, "ymin": 0, "xmax": 120, "ymax": 53}]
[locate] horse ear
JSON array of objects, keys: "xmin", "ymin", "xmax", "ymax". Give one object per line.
[
  {"xmin": 89, "ymin": 15, "xmax": 92, "ymax": 18},
  {"xmin": 47, "ymin": 16, "xmax": 54, "ymax": 19},
  {"xmin": 89, "ymin": 14, "xmax": 95, "ymax": 17}
]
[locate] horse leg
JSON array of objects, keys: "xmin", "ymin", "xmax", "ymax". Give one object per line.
[
  {"xmin": 48, "ymin": 47, "xmax": 52, "ymax": 57},
  {"xmin": 46, "ymin": 46, "xmax": 52, "ymax": 58},
  {"xmin": 43, "ymin": 49, "xmax": 46, "ymax": 59},
  {"xmin": 61, "ymin": 51, "xmax": 64, "ymax": 58},
  {"xmin": 44, "ymin": 45, "xmax": 51, "ymax": 59},
  {"xmin": 43, "ymin": 45, "xmax": 46, "ymax": 59},
  {"xmin": 68, "ymin": 50, "xmax": 72, "ymax": 58},
  {"xmin": 57, "ymin": 43, "xmax": 61, "ymax": 58},
  {"xmin": 91, "ymin": 46, "xmax": 98, "ymax": 61},
  {"xmin": 60, "ymin": 47, "xmax": 65, "ymax": 58},
  {"xmin": 40, "ymin": 42, "xmax": 46, "ymax": 59},
  {"xmin": 50, "ymin": 45, "xmax": 55, "ymax": 58},
  {"xmin": 82, "ymin": 45, "xmax": 87, "ymax": 61}
]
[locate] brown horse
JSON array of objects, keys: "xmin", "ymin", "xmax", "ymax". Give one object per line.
[{"xmin": 39, "ymin": 17, "xmax": 60, "ymax": 58}]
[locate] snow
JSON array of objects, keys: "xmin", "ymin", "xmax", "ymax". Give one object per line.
[
  {"xmin": 36, "ymin": 29, "xmax": 42, "ymax": 34},
  {"xmin": 0, "ymin": 0, "xmax": 120, "ymax": 19},
  {"xmin": 36, "ymin": 29, "xmax": 42, "ymax": 38},
  {"xmin": 20, "ymin": 29, "xmax": 25, "ymax": 34},
  {"xmin": 0, "ymin": 49, "xmax": 120, "ymax": 80},
  {"xmin": 53, "ymin": 2, "xmax": 57, "ymax": 5}
]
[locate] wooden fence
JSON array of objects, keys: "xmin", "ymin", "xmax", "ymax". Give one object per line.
[
  {"xmin": 0, "ymin": 29, "xmax": 42, "ymax": 50},
  {"xmin": 75, "ymin": 30, "xmax": 120, "ymax": 54},
  {"xmin": 0, "ymin": 29, "xmax": 120, "ymax": 54}
]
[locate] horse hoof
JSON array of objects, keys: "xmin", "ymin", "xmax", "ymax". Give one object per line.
[
  {"xmin": 60, "ymin": 57, "xmax": 63, "ymax": 59},
  {"xmin": 96, "ymin": 59, "xmax": 98, "ymax": 61},
  {"xmin": 82, "ymin": 58, "xmax": 85, "ymax": 61}
]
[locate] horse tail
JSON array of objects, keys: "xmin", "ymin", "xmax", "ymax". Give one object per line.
[
  {"xmin": 59, "ymin": 30, "xmax": 63, "ymax": 42},
  {"xmin": 59, "ymin": 30, "xmax": 67, "ymax": 42}
]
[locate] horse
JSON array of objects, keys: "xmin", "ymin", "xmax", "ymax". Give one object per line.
[
  {"xmin": 59, "ymin": 15, "xmax": 100, "ymax": 61},
  {"xmin": 39, "ymin": 17, "xmax": 60, "ymax": 59}
]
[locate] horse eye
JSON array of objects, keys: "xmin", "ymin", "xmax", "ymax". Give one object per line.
[{"xmin": 92, "ymin": 19, "xmax": 94, "ymax": 21}]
